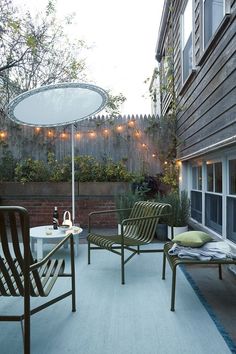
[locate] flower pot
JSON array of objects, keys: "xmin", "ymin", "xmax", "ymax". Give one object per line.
[
  {"xmin": 167, "ymin": 225, "xmax": 188, "ymax": 240},
  {"xmin": 156, "ymin": 224, "xmax": 168, "ymax": 241},
  {"xmin": 118, "ymin": 224, "xmax": 127, "ymax": 235}
]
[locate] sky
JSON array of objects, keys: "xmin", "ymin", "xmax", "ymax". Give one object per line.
[{"xmin": 15, "ymin": 0, "xmax": 165, "ymax": 115}]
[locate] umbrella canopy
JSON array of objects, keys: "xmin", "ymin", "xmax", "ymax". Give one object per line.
[{"xmin": 7, "ymin": 82, "xmax": 108, "ymax": 126}]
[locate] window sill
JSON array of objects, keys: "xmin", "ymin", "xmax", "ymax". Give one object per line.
[
  {"xmin": 197, "ymin": 14, "xmax": 231, "ymax": 67},
  {"xmin": 179, "ymin": 69, "xmax": 197, "ymax": 96}
]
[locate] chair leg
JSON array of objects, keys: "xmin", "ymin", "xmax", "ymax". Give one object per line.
[
  {"xmin": 121, "ymin": 245, "xmax": 125, "ymax": 285},
  {"xmin": 137, "ymin": 245, "xmax": 140, "ymax": 254},
  {"xmin": 88, "ymin": 240, "xmax": 91, "ymax": 265},
  {"xmin": 24, "ymin": 289, "xmax": 30, "ymax": 354},
  {"xmin": 162, "ymin": 252, "xmax": 166, "ymax": 280},
  {"xmin": 171, "ymin": 266, "xmax": 177, "ymax": 312},
  {"xmin": 218, "ymin": 264, "xmax": 222, "ymax": 280}
]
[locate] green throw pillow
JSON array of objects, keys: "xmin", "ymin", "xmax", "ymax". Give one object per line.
[{"xmin": 172, "ymin": 231, "xmax": 213, "ymax": 248}]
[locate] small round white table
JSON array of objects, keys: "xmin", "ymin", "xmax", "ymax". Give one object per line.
[{"xmin": 30, "ymin": 225, "xmax": 83, "ymax": 259}]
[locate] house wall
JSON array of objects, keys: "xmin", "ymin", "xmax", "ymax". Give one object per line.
[
  {"xmin": 156, "ymin": 0, "xmax": 236, "ymax": 244},
  {"xmin": 174, "ymin": 1, "xmax": 236, "ymax": 159}
]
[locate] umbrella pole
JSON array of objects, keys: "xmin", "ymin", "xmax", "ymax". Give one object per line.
[{"xmin": 71, "ymin": 123, "xmax": 75, "ymax": 224}]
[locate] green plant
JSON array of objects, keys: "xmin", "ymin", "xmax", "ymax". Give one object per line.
[
  {"xmin": 0, "ymin": 150, "xmax": 17, "ymax": 181},
  {"xmin": 15, "ymin": 158, "xmax": 50, "ymax": 183},
  {"xmin": 5, "ymin": 152, "xmax": 141, "ymax": 183},
  {"xmin": 115, "ymin": 187, "xmax": 150, "ymax": 223},
  {"xmin": 47, "ymin": 153, "xmax": 71, "ymax": 181},
  {"xmin": 160, "ymin": 162, "xmax": 179, "ymax": 191},
  {"xmin": 156, "ymin": 190, "xmax": 190, "ymax": 227}
]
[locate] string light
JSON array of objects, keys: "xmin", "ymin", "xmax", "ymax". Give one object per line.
[
  {"xmin": 103, "ymin": 128, "xmax": 109, "ymax": 135},
  {"xmin": 89, "ymin": 131, "xmax": 96, "ymax": 138},
  {"xmin": 116, "ymin": 125, "xmax": 123, "ymax": 132},
  {"xmin": 128, "ymin": 120, "xmax": 135, "ymax": 127},
  {"xmin": 47, "ymin": 130, "xmax": 53, "ymax": 137},
  {"xmin": 176, "ymin": 160, "xmax": 182, "ymax": 167},
  {"xmin": 164, "ymin": 161, "xmax": 168, "ymax": 165},
  {"xmin": 0, "ymin": 131, "xmax": 6, "ymax": 138},
  {"xmin": 1, "ymin": 121, "xmax": 161, "ymax": 160},
  {"xmin": 60, "ymin": 132, "xmax": 67, "ymax": 139},
  {"xmin": 134, "ymin": 130, "xmax": 141, "ymax": 138}
]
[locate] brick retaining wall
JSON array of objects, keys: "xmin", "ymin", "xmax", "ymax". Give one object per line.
[
  {"xmin": 0, "ymin": 182, "xmax": 130, "ymax": 228},
  {"xmin": 0, "ymin": 197, "xmax": 118, "ymax": 228}
]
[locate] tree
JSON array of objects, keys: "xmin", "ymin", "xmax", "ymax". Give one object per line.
[
  {"xmin": 0, "ymin": 0, "xmax": 88, "ymax": 109},
  {"xmin": 104, "ymin": 91, "xmax": 126, "ymax": 118}
]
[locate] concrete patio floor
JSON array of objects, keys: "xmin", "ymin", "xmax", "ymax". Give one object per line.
[{"xmin": 0, "ymin": 231, "xmax": 235, "ymax": 354}]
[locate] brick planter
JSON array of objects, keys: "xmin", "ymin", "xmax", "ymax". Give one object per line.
[{"xmin": 0, "ymin": 182, "xmax": 131, "ymax": 228}]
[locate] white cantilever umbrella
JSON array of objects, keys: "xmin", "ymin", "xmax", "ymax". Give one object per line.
[{"xmin": 7, "ymin": 82, "xmax": 108, "ymax": 224}]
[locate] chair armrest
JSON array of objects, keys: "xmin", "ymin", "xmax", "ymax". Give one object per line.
[
  {"xmin": 30, "ymin": 232, "xmax": 73, "ymax": 271},
  {"xmin": 88, "ymin": 208, "xmax": 132, "ymax": 217}
]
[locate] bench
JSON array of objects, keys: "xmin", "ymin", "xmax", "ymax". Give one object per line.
[{"xmin": 162, "ymin": 242, "xmax": 236, "ymax": 311}]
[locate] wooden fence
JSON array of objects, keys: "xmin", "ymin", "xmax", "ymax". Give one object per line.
[{"xmin": 0, "ymin": 113, "xmax": 160, "ymax": 175}]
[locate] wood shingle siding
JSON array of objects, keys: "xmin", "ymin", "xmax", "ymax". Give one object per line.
[{"xmin": 176, "ymin": 10, "xmax": 236, "ymax": 158}]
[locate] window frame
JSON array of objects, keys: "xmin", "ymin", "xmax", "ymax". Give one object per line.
[
  {"xmin": 228, "ymin": 158, "xmax": 236, "ymax": 196},
  {"xmin": 186, "ymin": 152, "xmax": 236, "ymax": 244},
  {"xmin": 206, "ymin": 160, "xmax": 222, "ymax": 193},
  {"xmin": 198, "ymin": 0, "xmax": 231, "ymax": 64}
]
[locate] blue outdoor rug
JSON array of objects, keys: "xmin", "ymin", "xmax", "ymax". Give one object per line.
[
  {"xmin": 181, "ymin": 265, "xmax": 236, "ymax": 354},
  {"xmin": 0, "ymin": 243, "xmax": 234, "ymax": 354}
]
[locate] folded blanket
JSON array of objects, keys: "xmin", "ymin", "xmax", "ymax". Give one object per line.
[{"xmin": 168, "ymin": 241, "xmax": 236, "ymax": 261}]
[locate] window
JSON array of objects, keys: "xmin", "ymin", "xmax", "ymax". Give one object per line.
[
  {"xmin": 192, "ymin": 166, "xmax": 202, "ymax": 190},
  {"xmin": 188, "ymin": 155, "xmax": 236, "ymax": 242},
  {"xmin": 205, "ymin": 162, "xmax": 222, "ymax": 234},
  {"xmin": 181, "ymin": 0, "xmax": 193, "ymax": 83},
  {"xmin": 227, "ymin": 159, "xmax": 236, "ymax": 241},
  {"xmin": 191, "ymin": 191, "xmax": 202, "ymax": 222},
  {"xmin": 229, "ymin": 159, "xmax": 236, "ymax": 195},
  {"xmin": 191, "ymin": 165, "xmax": 202, "ymax": 222},
  {"xmin": 227, "ymin": 197, "xmax": 236, "ymax": 242},
  {"xmin": 205, "ymin": 193, "xmax": 222, "ymax": 233},
  {"xmin": 203, "ymin": 0, "xmax": 224, "ymax": 49},
  {"xmin": 206, "ymin": 162, "xmax": 222, "ymax": 193},
  {"xmin": 162, "ymin": 55, "xmax": 172, "ymax": 89}
]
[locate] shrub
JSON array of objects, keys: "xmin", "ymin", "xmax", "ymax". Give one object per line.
[
  {"xmin": 0, "ymin": 150, "xmax": 17, "ymax": 181},
  {"xmin": 155, "ymin": 190, "xmax": 190, "ymax": 226},
  {"xmin": 15, "ymin": 158, "xmax": 50, "ymax": 183},
  {"xmin": 12, "ymin": 153, "xmax": 138, "ymax": 183}
]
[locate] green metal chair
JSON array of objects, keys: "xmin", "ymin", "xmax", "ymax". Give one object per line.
[
  {"xmin": 87, "ymin": 201, "xmax": 172, "ymax": 284},
  {"xmin": 0, "ymin": 206, "xmax": 76, "ymax": 354}
]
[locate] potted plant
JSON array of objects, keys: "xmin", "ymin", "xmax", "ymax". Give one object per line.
[
  {"xmin": 115, "ymin": 185, "xmax": 150, "ymax": 234},
  {"xmin": 155, "ymin": 190, "xmax": 190, "ymax": 239},
  {"xmin": 162, "ymin": 190, "xmax": 190, "ymax": 239}
]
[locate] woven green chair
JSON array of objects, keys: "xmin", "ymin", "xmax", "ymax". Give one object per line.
[
  {"xmin": 0, "ymin": 206, "xmax": 76, "ymax": 354},
  {"xmin": 87, "ymin": 201, "xmax": 172, "ymax": 284}
]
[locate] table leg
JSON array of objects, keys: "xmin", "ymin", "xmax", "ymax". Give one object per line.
[
  {"xmin": 37, "ymin": 238, "xmax": 43, "ymax": 260},
  {"xmin": 75, "ymin": 237, "xmax": 79, "ymax": 256},
  {"xmin": 30, "ymin": 239, "xmax": 34, "ymax": 253}
]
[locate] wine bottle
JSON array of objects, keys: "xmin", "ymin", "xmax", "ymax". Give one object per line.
[{"xmin": 53, "ymin": 206, "xmax": 59, "ymax": 230}]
